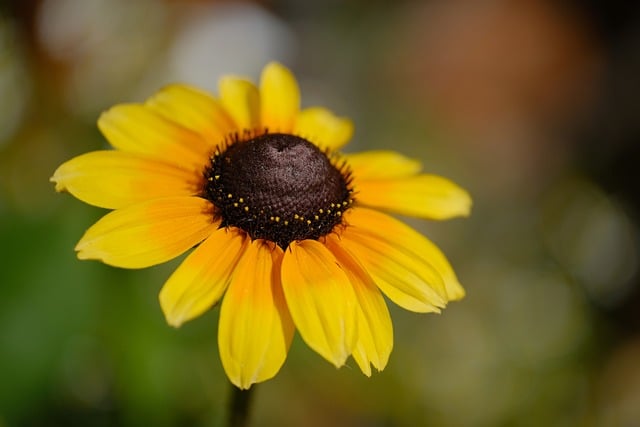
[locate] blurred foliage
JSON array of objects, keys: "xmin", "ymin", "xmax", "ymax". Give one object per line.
[{"xmin": 1, "ymin": 1, "xmax": 640, "ymax": 426}]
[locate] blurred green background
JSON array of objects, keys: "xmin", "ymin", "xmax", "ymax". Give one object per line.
[{"xmin": 1, "ymin": 0, "xmax": 640, "ymax": 426}]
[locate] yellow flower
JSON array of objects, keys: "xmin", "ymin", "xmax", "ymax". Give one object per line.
[{"xmin": 51, "ymin": 62, "xmax": 471, "ymax": 389}]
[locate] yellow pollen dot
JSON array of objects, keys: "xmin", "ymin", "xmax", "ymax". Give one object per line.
[
  {"xmin": 270, "ymin": 216, "xmax": 274, "ymax": 221},
  {"xmin": 294, "ymin": 214, "xmax": 299, "ymax": 219},
  {"xmin": 337, "ymin": 211, "xmax": 342, "ymax": 216},
  {"xmin": 208, "ymin": 177, "xmax": 213, "ymax": 181},
  {"xmin": 227, "ymin": 194, "xmax": 233, "ymax": 198},
  {"xmin": 284, "ymin": 220, "xmax": 289, "ymax": 225},
  {"xmin": 314, "ymin": 215, "xmax": 319, "ymax": 220},
  {"xmin": 275, "ymin": 216, "xmax": 280, "ymax": 222},
  {"xmin": 319, "ymin": 209, "xmax": 324, "ymax": 214},
  {"xmin": 214, "ymin": 175, "xmax": 220, "ymax": 180},
  {"xmin": 307, "ymin": 220, "xmax": 311, "ymax": 225},
  {"xmin": 239, "ymin": 198, "xmax": 244, "ymax": 203},
  {"xmin": 233, "ymin": 203, "xmax": 238, "ymax": 207},
  {"xmin": 244, "ymin": 206, "xmax": 249, "ymax": 212}
]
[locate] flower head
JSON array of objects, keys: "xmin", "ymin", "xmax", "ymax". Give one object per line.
[{"xmin": 51, "ymin": 63, "xmax": 471, "ymax": 389}]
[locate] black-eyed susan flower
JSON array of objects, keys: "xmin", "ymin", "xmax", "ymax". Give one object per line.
[{"xmin": 51, "ymin": 63, "xmax": 471, "ymax": 389}]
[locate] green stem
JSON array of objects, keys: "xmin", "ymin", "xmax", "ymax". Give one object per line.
[{"xmin": 227, "ymin": 384, "xmax": 255, "ymax": 427}]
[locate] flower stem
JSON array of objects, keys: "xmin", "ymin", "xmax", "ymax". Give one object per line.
[{"xmin": 227, "ymin": 384, "xmax": 255, "ymax": 427}]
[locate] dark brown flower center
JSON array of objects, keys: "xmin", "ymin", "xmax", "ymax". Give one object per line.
[{"xmin": 202, "ymin": 133, "xmax": 353, "ymax": 249}]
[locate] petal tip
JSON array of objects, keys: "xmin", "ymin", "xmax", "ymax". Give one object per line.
[
  {"xmin": 158, "ymin": 294, "xmax": 185, "ymax": 328},
  {"xmin": 263, "ymin": 61, "xmax": 288, "ymax": 74},
  {"xmin": 166, "ymin": 316, "xmax": 184, "ymax": 329},
  {"xmin": 361, "ymin": 367, "xmax": 373, "ymax": 377},
  {"xmin": 74, "ymin": 240, "xmax": 86, "ymax": 254},
  {"xmin": 329, "ymin": 354, "xmax": 349, "ymax": 369},
  {"xmin": 50, "ymin": 162, "xmax": 70, "ymax": 190},
  {"xmin": 96, "ymin": 107, "xmax": 116, "ymax": 128},
  {"xmin": 447, "ymin": 280, "xmax": 466, "ymax": 301},
  {"xmin": 75, "ymin": 248, "xmax": 96, "ymax": 262},
  {"xmin": 230, "ymin": 378, "xmax": 253, "ymax": 391},
  {"xmin": 458, "ymin": 192, "xmax": 473, "ymax": 217},
  {"xmin": 75, "ymin": 241, "xmax": 106, "ymax": 264},
  {"xmin": 447, "ymin": 185, "xmax": 473, "ymax": 218},
  {"xmin": 50, "ymin": 174, "xmax": 66, "ymax": 192},
  {"xmin": 432, "ymin": 180, "xmax": 473, "ymax": 220}
]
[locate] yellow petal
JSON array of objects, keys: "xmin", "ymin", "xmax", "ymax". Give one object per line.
[
  {"xmin": 219, "ymin": 76, "xmax": 260, "ymax": 131},
  {"xmin": 218, "ymin": 240, "xmax": 294, "ymax": 389},
  {"xmin": 159, "ymin": 228, "xmax": 247, "ymax": 327},
  {"xmin": 345, "ymin": 150, "xmax": 422, "ymax": 179},
  {"xmin": 354, "ymin": 174, "xmax": 472, "ymax": 220},
  {"xmin": 76, "ymin": 197, "xmax": 217, "ymax": 268},
  {"xmin": 260, "ymin": 62, "xmax": 300, "ymax": 133},
  {"xmin": 353, "ymin": 207, "xmax": 464, "ymax": 301},
  {"xmin": 325, "ymin": 236, "xmax": 393, "ymax": 376},
  {"xmin": 280, "ymin": 239, "xmax": 358, "ymax": 367},
  {"xmin": 341, "ymin": 207, "xmax": 465, "ymax": 312},
  {"xmin": 294, "ymin": 107, "xmax": 353, "ymax": 151},
  {"xmin": 98, "ymin": 104, "xmax": 210, "ymax": 169},
  {"xmin": 145, "ymin": 84, "xmax": 235, "ymax": 147},
  {"xmin": 51, "ymin": 150, "xmax": 200, "ymax": 209}
]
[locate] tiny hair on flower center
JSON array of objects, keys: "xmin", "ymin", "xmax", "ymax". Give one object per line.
[{"xmin": 202, "ymin": 132, "xmax": 354, "ymax": 249}]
